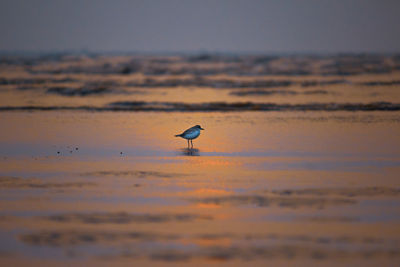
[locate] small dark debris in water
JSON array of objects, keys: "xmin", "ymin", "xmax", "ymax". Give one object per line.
[
  {"xmin": 75, "ymin": 147, "xmax": 78, "ymax": 150},
  {"xmin": 120, "ymin": 152, "xmax": 123, "ymax": 155},
  {"xmin": 133, "ymin": 184, "xmax": 140, "ymax": 187},
  {"xmin": 57, "ymin": 151, "xmax": 60, "ymax": 154}
]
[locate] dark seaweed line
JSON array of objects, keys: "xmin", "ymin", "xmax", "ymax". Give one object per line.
[{"xmin": 0, "ymin": 102, "xmax": 400, "ymax": 112}]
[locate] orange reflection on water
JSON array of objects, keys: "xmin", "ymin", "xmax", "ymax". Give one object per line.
[
  {"xmin": 185, "ymin": 158, "xmax": 238, "ymax": 167},
  {"xmin": 190, "ymin": 188, "xmax": 232, "ymax": 196},
  {"xmin": 195, "ymin": 203, "xmax": 221, "ymax": 209},
  {"xmin": 0, "ymin": 111, "xmax": 400, "ymax": 266},
  {"xmin": 193, "ymin": 237, "xmax": 233, "ymax": 248}
]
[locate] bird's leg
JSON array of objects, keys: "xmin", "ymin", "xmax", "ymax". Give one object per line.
[
  {"xmin": 190, "ymin": 140, "xmax": 193, "ymax": 148},
  {"xmin": 187, "ymin": 139, "xmax": 189, "ymax": 149}
]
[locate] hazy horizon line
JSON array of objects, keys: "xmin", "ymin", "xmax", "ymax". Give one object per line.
[{"xmin": 1, "ymin": 49, "xmax": 399, "ymax": 57}]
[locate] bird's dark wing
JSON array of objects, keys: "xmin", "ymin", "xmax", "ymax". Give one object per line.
[{"xmin": 182, "ymin": 127, "xmax": 196, "ymax": 136}]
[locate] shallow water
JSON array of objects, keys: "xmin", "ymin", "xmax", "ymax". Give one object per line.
[
  {"xmin": 1, "ymin": 54, "xmax": 400, "ymax": 266},
  {"xmin": 0, "ymin": 111, "xmax": 399, "ymax": 266}
]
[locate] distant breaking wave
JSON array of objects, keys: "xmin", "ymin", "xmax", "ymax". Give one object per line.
[{"xmin": 0, "ymin": 101, "xmax": 399, "ymax": 112}]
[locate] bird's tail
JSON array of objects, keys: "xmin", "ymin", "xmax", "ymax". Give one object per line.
[{"xmin": 175, "ymin": 134, "xmax": 182, "ymax": 137}]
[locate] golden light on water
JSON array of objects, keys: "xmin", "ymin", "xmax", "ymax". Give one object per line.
[{"xmin": 1, "ymin": 54, "xmax": 400, "ymax": 266}]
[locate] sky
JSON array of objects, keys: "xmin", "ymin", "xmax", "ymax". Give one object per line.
[{"xmin": 0, "ymin": 0, "xmax": 399, "ymax": 53}]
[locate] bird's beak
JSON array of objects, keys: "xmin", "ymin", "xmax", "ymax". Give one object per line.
[{"xmin": 200, "ymin": 127, "xmax": 205, "ymax": 130}]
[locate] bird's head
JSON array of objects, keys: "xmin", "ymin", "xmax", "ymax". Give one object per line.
[{"xmin": 195, "ymin": 125, "xmax": 204, "ymax": 130}]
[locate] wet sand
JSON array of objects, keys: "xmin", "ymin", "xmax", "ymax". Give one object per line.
[
  {"xmin": 0, "ymin": 111, "xmax": 399, "ymax": 266},
  {"xmin": 0, "ymin": 54, "xmax": 400, "ymax": 266}
]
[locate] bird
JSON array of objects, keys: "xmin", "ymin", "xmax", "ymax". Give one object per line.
[{"xmin": 175, "ymin": 125, "xmax": 204, "ymax": 148}]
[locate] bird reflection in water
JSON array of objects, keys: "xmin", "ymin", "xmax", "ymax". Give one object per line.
[{"xmin": 179, "ymin": 148, "xmax": 200, "ymax": 156}]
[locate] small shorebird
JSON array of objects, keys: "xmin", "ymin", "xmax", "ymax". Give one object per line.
[{"xmin": 175, "ymin": 125, "xmax": 204, "ymax": 148}]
